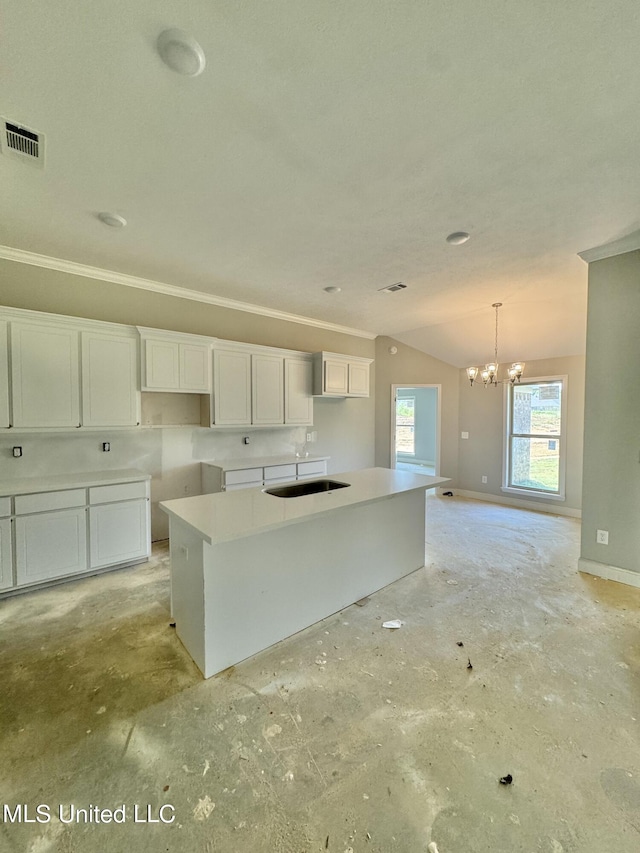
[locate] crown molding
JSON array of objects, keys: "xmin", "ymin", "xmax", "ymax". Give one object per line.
[
  {"xmin": 0, "ymin": 245, "xmax": 376, "ymax": 340},
  {"xmin": 578, "ymin": 230, "xmax": 640, "ymax": 263}
]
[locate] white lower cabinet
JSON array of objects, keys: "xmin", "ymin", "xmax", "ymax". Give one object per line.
[
  {"xmin": 202, "ymin": 458, "xmax": 328, "ymax": 493},
  {"xmin": 0, "ymin": 517, "xmax": 13, "ymax": 591},
  {"xmin": 1, "ymin": 473, "xmax": 151, "ymax": 595},
  {"xmin": 89, "ymin": 499, "xmax": 149, "ymax": 568},
  {"xmin": 15, "ymin": 508, "xmax": 87, "ymax": 585}
]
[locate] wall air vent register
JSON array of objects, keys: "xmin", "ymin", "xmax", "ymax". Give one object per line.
[{"xmin": 1, "ymin": 118, "xmax": 45, "ymax": 167}]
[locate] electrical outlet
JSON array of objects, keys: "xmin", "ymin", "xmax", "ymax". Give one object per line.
[
  {"xmin": 12, "ymin": 446, "xmax": 22, "ymax": 458},
  {"xmin": 461, "ymin": 431, "xmax": 469, "ymax": 439},
  {"xmin": 242, "ymin": 436, "xmax": 250, "ymax": 445},
  {"xmin": 596, "ymin": 529, "xmax": 609, "ymax": 545},
  {"xmin": 102, "ymin": 442, "xmax": 110, "ymax": 452},
  {"xmin": 481, "ymin": 475, "xmax": 488, "ymax": 484}
]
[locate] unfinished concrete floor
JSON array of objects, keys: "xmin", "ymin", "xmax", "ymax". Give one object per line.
[{"xmin": 1, "ymin": 495, "xmax": 639, "ymax": 852}]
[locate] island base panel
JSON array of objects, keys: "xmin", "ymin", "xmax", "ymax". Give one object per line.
[{"xmin": 171, "ymin": 488, "xmax": 427, "ymax": 678}]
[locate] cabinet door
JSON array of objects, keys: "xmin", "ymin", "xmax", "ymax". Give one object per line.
[
  {"xmin": 11, "ymin": 322, "xmax": 80, "ymax": 427},
  {"xmin": 0, "ymin": 321, "xmax": 9, "ymax": 428},
  {"xmin": 15, "ymin": 508, "xmax": 87, "ymax": 584},
  {"xmin": 143, "ymin": 338, "xmax": 180, "ymax": 390},
  {"xmin": 252, "ymin": 354, "xmax": 284, "ymax": 425},
  {"xmin": 212, "ymin": 349, "xmax": 251, "ymax": 425},
  {"xmin": 179, "ymin": 343, "xmax": 210, "ymax": 392},
  {"xmin": 82, "ymin": 331, "xmax": 139, "ymax": 426},
  {"xmin": 0, "ymin": 518, "xmax": 13, "ymax": 591},
  {"xmin": 89, "ymin": 499, "xmax": 149, "ymax": 568},
  {"xmin": 324, "ymin": 359, "xmax": 349, "ymax": 395},
  {"xmin": 284, "ymin": 358, "xmax": 313, "ymax": 424},
  {"xmin": 348, "ymin": 361, "xmax": 370, "ymax": 397}
]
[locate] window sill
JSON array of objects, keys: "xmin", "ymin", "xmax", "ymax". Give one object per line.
[{"xmin": 501, "ymin": 486, "xmax": 565, "ymax": 502}]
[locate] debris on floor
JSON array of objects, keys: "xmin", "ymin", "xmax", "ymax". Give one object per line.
[
  {"xmin": 355, "ymin": 596, "xmax": 370, "ymax": 606},
  {"xmin": 467, "ymin": 658, "xmax": 473, "ymax": 669},
  {"xmin": 169, "ymin": 622, "xmax": 176, "ymax": 628},
  {"xmin": 442, "ymin": 490, "xmax": 453, "ymax": 496},
  {"xmin": 382, "ymin": 619, "xmax": 403, "ymax": 629},
  {"xmin": 499, "ymin": 774, "xmax": 514, "ymax": 785},
  {"xmin": 446, "ymin": 579, "xmax": 459, "ymax": 585},
  {"xmin": 456, "ymin": 641, "xmax": 464, "ymax": 647},
  {"xmin": 427, "ymin": 842, "xmax": 440, "ymax": 853}
]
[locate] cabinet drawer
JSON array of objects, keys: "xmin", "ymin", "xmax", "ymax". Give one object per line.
[
  {"xmin": 263, "ymin": 464, "xmax": 296, "ymax": 481},
  {"xmin": 297, "ymin": 460, "xmax": 327, "ymax": 477},
  {"xmin": 224, "ymin": 468, "xmax": 263, "ymax": 486},
  {"xmin": 89, "ymin": 481, "xmax": 148, "ymax": 505},
  {"xmin": 0, "ymin": 497, "xmax": 11, "ymax": 517},
  {"xmin": 15, "ymin": 489, "xmax": 86, "ymax": 515},
  {"xmin": 224, "ymin": 481, "xmax": 262, "ymax": 492}
]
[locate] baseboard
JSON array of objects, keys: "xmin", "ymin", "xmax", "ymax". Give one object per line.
[
  {"xmin": 578, "ymin": 557, "xmax": 640, "ymax": 589},
  {"xmin": 451, "ymin": 489, "xmax": 582, "ymax": 519}
]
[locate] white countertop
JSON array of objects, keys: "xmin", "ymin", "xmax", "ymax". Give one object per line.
[
  {"xmin": 161, "ymin": 467, "xmax": 450, "ymax": 545},
  {"xmin": 0, "ymin": 468, "xmax": 151, "ymax": 498},
  {"xmin": 201, "ymin": 454, "xmax": 330, "ymax": 471}
]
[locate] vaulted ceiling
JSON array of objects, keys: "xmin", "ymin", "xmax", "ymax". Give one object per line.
[{"xmin": 2, "ymin": 1, "xmax": 639, "ymax": 365}]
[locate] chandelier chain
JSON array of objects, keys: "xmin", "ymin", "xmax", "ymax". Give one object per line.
[{"xmin": 494, "ymin": 304, "xmax": 499, "ymax": 365}]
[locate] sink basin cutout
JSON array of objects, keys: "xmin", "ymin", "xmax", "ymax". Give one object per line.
[{"xmin": 265, "ymin": 479, "xmax": 351, "ymax": 498}]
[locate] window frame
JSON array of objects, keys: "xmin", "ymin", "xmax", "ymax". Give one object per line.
[{"xmin": 502, "ymin": 374, "xmax": 567, "ymax": 501}]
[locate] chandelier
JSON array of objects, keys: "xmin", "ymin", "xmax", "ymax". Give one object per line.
[{"xmin": 466, "ymin": 303, "xmax": 524, "ymax": 387}]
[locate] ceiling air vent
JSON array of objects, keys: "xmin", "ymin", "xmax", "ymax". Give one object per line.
[
  {"xmin": 378, "ymin": 282, "xmax": 407, "ymax": 293},
  {"xmin": 1, "ymin": 118, "xmax": 45, "ymax": 167}
]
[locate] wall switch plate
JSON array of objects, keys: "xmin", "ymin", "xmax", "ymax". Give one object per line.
[
  {"xmin": 461, "ymin": 431, "xmax": 469, "ymax": 439},
  {"xmin": 596, "ymin": 529, "xmax": 609, "ymax": 545},
  {"xmin": 102, "ymin": 442, "xmax": 110, "ymax": 452},
  {"xmin": 12, "ymin": 446, "xmax": 22, "ymax": 458},
  {"xmin": 481, "ymin": 475, "xmax": 488, "ymax": 484}
]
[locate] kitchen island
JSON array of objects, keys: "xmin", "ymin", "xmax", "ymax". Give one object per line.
[{"xmin": 160, "ymin": 467, "xmax": 449, "ymax": 678}]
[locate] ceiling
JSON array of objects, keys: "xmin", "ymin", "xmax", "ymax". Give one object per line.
[{"xmin": 2, "ymin": 1, "xmax": 640, "ymax": 367}]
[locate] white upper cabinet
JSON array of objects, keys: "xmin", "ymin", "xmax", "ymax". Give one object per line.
[
  {"xmin": 11, "ymin": 322, "xmax": 80, "ymax": 427},
  {"xmin": 143, "ymin": 337, "xmax": 180, "ymax": 390},
  {"xmin": 81, "ymin": 331, "xmax": 139, "ymax": 426},
  {"xmin": 139, "ymin": 328, "xmax": 211, "ymax": 393},
  {"xmin": 324, "ymin": 358, "xmax": 349, "ymax": 396},
  {"xmin": 212, "ymin": 348, "xmax": 251, "ymax": 425},
  {"xmin": 252, "ymin": 353, "xmax": 284, "ymax": 425},
  {"xmin": 0, "ymin": 321, "xmax": 9, "ymax": 428},
  {"xmin": 348, "ymin": 361, "xmax": 370, "ymax": 397},
  {"xmin": 284, "ymin": 357, "xmax": 313, "ymax": 425},
  {"xmin": 312, "ymin": 352, "xmax": 373, "ymax": 397},
  {"xmin": 180, "ymin": 342, "xmax": 210, "ymax": 391}
]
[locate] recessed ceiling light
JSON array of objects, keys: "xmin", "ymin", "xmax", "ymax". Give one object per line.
[
  {"xmin": 324, "ymin": 286, "xmax": 342, "ymax": 293},
  {"xmin": 97, "ymin": 212, "xmax": 127, "ymax": 228},
  {"xmin": 446, "ymin": 231, "xmax": 470, "ymax": 245},
  {"xmin": 157, "ymin": 29, "xmax": 206, "ymax": 77}
]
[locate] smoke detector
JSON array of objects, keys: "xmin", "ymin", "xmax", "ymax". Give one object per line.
[
  {"xmin": 1, "ymin": 118, "xmax": 45, "ymax": 167},
  {"xmin": 378, "ymin": 282, "xmax": 407, "ymax": 293}
]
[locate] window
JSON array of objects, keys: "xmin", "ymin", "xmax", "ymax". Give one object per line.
[
  {"xmin": 504, "ymin": 377, "xmax": 566, "ymax": 499},
  {"xmin": 395, "ymin": 396, "xmax": 415, "ymax": 456}
]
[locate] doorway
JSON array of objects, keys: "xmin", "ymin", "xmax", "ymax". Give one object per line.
[{"xmin": 391, "ymin": 385, "xmax": 441, "ymax": 475}]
